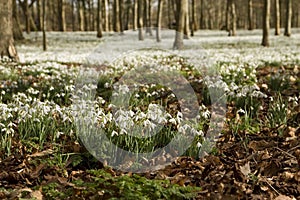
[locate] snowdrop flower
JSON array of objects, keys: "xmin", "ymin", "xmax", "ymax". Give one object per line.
[
  {"xmin": 196, "ymin": 142, "xmax": 202, "ymax": 148},
  {"xmin": 111, "ymin": 130, "xmax": 118, "ymax": 137}
]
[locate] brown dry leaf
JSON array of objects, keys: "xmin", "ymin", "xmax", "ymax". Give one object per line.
[
  {"xmin": 240, "ymin": 162, "xmax": 251, "ymax": 177},
  {"xmin": 274, "ymin": 195, "xmax": 295, "ymax": 200},
  {"xmin": 27, "ymin": 149, "xmax": 54, "ymax": 158},
  {"xmin": 30, "ymin": 190, "xmax": 43, "ymax": 200}
]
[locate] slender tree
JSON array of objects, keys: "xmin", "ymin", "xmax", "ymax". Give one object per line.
[
  {"xmin": 156, "ymin": 0, "xmax": 163, "ymax": 42},
  {"xmin": 102, "ymin": 0, "xmax": 109, "ymax": 31},
  {"xmin": 191, "ymin": 0, "xmax": 198, "ymax": 36},
  {"xmin": 57, "ymin": 0, "xmax": 66, "ymax": 31},
  {"xmin": 77, "ymin": 0, "xmax": 84, "ymax": 31},
  {"xmin": 248, "ymin": 0, "xmax": 253, "ymax": 30},
  {"xmin": 173, "ymin": 0, "xmax": 187, "ymax": 50},
  {"xmin": 183, "ymin": 1, "xmax": 190, "ymax": 39},
  {"xmin": 0, "ymin": 0, "xmax": 19, "ymax": 61},
  {"xmin": 284, "ymin": 0, "xmax": 292, "ymax": 36},
  {"xmin": 275, "ymin": 0, "xmax": 281, "ymax": 35},
  {"xmin": 262, "ymin": 0, "xmax": 270, "ymax": 47},
  {"xmin": 132, "ymin": 0, "xmax": 138, "ymax": 30},
  {"xmin": 113, "ymin": 0, "xmax": 121, "ymax": 32},
  {"xmin": 138, "ymin": 0, "xmax": 144, "ymax": 40},
  {"xmin": 97, "ymin": 0, "xmax": 103, "ymax": 38},
  {"xmin": 42, "ymin": 0, "xmax": 46, "ymax": 51},
  {"xmin": 13, "ymin": 0, "xmax": 24, "ymax": 40}
]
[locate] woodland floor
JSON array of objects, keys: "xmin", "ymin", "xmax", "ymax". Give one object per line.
[{"xmin": 0, "ymin": 30, "xmax": 300, "ymax": 199}]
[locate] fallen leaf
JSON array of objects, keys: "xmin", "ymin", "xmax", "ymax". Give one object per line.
[{"xmin": 240, "ymin": 162, "xmax": 251, "ymax": 177}]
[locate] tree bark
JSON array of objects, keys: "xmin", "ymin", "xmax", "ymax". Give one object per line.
[
  {"xmin": 231, "ymin": 1, "xmax": 236, "ymax": 36},
  {"xmin": 275, "ymin": 0, "xmax": 281, "ymax": 35},
  {"xmin": 57, "ymin": 0, "xmax": 66, "ymax": 31},
  {"xmin": 102, "ymin": 0, "xmax": 109, "ymax": 31},
  {"xmin": 148, "ymin": 0, "xmax": 153, "ymax": 35},
  {"xmin": 284, "ymin": 0, "xmax": 292, "ymax": 36},
  {"xmin": 262, "ymin": 0, "xmax": 270, "ymax": 47},
  {"xmin": 156, "ymin": 0, "xmax": 163, "ymax": 42},
  {"xmin": 138, "ymin": 0, "xmax": 144, "ymax": 40},
  {"xmin": 133, "ymin": 0, "xmax": 138, "ymax": 30},
  {"xmin": 191, "ymin": 0, "xmax": 198, "ymax": 36},
  {"xmin": 97, "ymin": 0, "xmax": 103, "ymax": 38},
  {"xmin": 77, "ymin": 0, "xmax": 84, "ymax": 31},
  {"xmin": 0, "ymin": 0, "xmax": 19, "ymax": 61},
  {"xmin": 36, "ymin": 0, "xmax": 42, "ymax": 30},
  {"xmin": 183, "ymin": 1, "xmax": 190, "ymax": 39},
  {"xmin": 113, "ymin": 0, "xmax": 121, "ymax": 32},
  {"xmin": 119, "ymin": 0, "xmax": 124, "ymax": 33},
  {"xmin": 248, "ymin": 0, "xmax": 253, "ymax": 30},
  {"xmin": 42, "ymin": 0, "xmax": 46, "ymax": 51},
  {"xmin": 173, "ymin": 0, "xmax": 187, "ymax": 50},
  {"xmin": 13, "ymin": 0, "xmax": 24, "ymax": 40}
]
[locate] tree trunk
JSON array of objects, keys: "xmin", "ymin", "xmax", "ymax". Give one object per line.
[
  {"xmin": 226, "ymin": 0, "xmax": 230, "ymax": 31},
  {"xmin": 284, "ymin": 0, "xmax": 292, "ymax": 36},
  {"xmin": 191, "ymin": 0, "xmax": 198, "ymax": 36},
  {"xmin": 113, "ymin": 0, "xmax": 121, "ymax": 32},
  {"xmin": 231, "ymin": 1, "xmax": 236, "ymax": 36},
  {"xmin": 138, "ymin": 0, "xmax": 144, "ymax": 40},
  {"xmin": 0, "ymin": 0, "xmax": 19, "ymax": 61},
  {"xmin": 36, "ymin": 0, "xmax": 42, "ymax": 30},
  {"xmin": 124, "ymin": 0, "xmax": 131, "ymax": 30},
  {"xmin": 83, "ymin": 0, "xmax": 89, "ymax": 31},
  {"xmin": 119, "ymin": 0, "xmax": 124, "ymax": 33},
  {"xmin": 42, "ymin": 0, "xmax": 46, "ymax": 51},
  {"xmin": 148, "ymin": 0, "xmax": 153, "ymax": 35},
  {"xmin": 77, "ymin": 0, "xmax": 84, "ymax": 31},
  {"xmin": 275, "ymin": 0, "xmax": 281, "ymax": 35},
  {"xmin": 71, "ymin": 0, "xmax": 75, "ymax": 31},
  {"xmin": 167, "ymin": 0, "xmax": 172, "ymax": 29},
  {"xmin": 57, "ymin": 0, "xmax": 66, "ymax": 31},
  {"xmin": 184, "ymin": 1, "xmax": 190, "ymax": 39},
  {"xmin": 102, "ymin": 0, "xmax": 109, "ymax": 31},
  {"xmin": 173, "ymin": 0, "xmax": 187, "ymax": 50},
  {"xmin": 156, "ymin": 0, "xmax": 163, "ymax": 42},
  {"xmin": 97, "ymin": 0, "xmax": 103, "ymax": 38},
  {"xmin": 262, "ymin": 0, "xmax": 270, "ymax": 47},
  {"xmin": 248, "ymin": 0, "xmax": 253, "ymax": 30},
  {"xmin": 13, "ymin": 0, "xmax": 24, "ymax": 40},
  {"xmin": 133, "ymin": 0, "xmax": 138, "ymax": 30}
]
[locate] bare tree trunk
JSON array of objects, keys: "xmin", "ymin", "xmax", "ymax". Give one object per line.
[
  {"xmin": 57, "ymin": 0, "xmax": 66, "ymax": 31},
  {"xmin": 248, "ymin": 0, "xmax": 253, "ymax": 30},
  {"xmin": 148, "ymin": 0, "xmax": 153, "ymax": 35},
  {"xmin": 284, "ymin": 0, "xmax": 292, "ymax": 36},
  {"xmin": 184, "ymin": 1, "xmax": 190, "ymax": 39},
  {"xmin": 113, "ymin": 0, "xmax": 121, "ymax": 32},
  {"xmin": 275, "ymin": 0, "xmax": 281, "ymax": 35},
  {"xmin": 173, "ymin": 0, "xmax": 187, "ymax": 50},
  {"xmin": 42, "ymin": 0, "xmax": 47, "ymax": 51},
  {"xmin": 138, "ymin": 0, "xmax": 144, "ymax": 40},
  {"xmin": 231, "ymin": 1, "xmax": 236, "ymax": 36},
  {"xmin": 13, "ymin": 0, "xmax": 24, "ymax": 40},
  {"xmin": 97, "ymin": 0, "xmax": 103, "ymax": 38},
  {"xmin": 36, "ymin": 0, "xmax": 42, "ymax": 30},
  {"xmin": 82, "ymin": 0, "xmax": 89, "ymax": 31},
  {"xmin": 124, "ymin": 0, "xmax": 131, "ymax": 30},
  {"xmin": 156, "ymin": 0, "xmax": 163, "ymax": 42},
  {"xmin": 102, "ymin": 0, "xmax": 109, "ymax": 31},
  {"xmin": 262, "ymin": 0, "xmax": 270, "ymax": 47},
  {"xmin": 71, "ymin": 0, "xmax": 75, "ymax": 31},
  {"xmin": 133, "ymin": 0, "xmax": 138, "ymax": 30},
  {"xmin": 226, "ymin": 0, "xmax": 230, "ymax": 31},
  {"xmin": 0, "ymin": 0, "xmax": 19, "ymax": 61},
  {"xmin": 191, "ymin": 0, "xmax": 198, "ymax": 36},
  {"xmin": 77, "ymin": 0, "xmax": 84, "ymax": 31},
  {"xmin": 119, "ymin": 0, "xmax": 124, "ymax": 33},
  {"xmin": 167, "ymin": 0, "xmax": 172, "ymax": 29}
]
